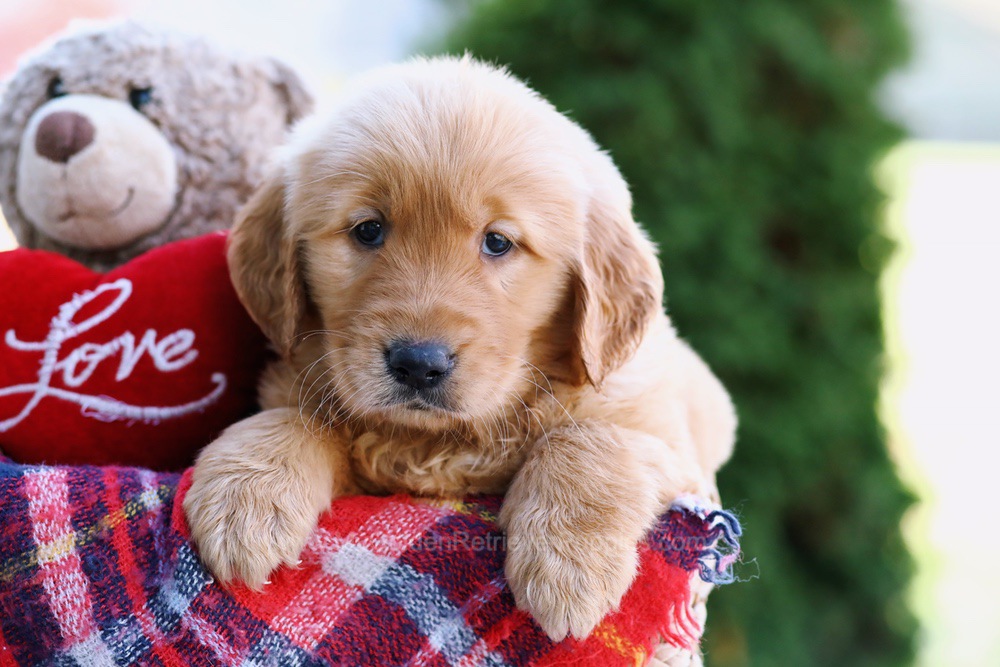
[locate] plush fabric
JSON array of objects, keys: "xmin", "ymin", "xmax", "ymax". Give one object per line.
[
  {"xmin": 0, "ymin": 454, "xmax": 740, "ymax": 666},
  {"xmin": 0, "ymin": 20, "xmax": 313, "ymax": 271},
  {"xmin": 15, "ymin": 93, "xmax": 178, "ymax": 251},
  {"xmin": 0, "ymin": 233, "xmax": 269, "ymax": 470}
]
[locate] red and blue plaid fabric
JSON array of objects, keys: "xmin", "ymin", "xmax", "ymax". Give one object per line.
[{"xmin": 0, "ymin": 455, "xmax": 740, "ymax": 666}]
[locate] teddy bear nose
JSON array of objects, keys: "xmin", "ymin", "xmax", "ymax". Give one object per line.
[{"xmin": 34, "ymin": 110, "xmax": 95, "ymax": 163}]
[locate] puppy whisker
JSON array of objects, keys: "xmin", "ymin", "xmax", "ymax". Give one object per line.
[
  {"xmin": 291, "ymin": 349, "xmax": 340, "ymax": 422},
  {"xmin": 510, "ymin": 355, "xmax": 581, "ymax": 435},
  {"xmin": 299, "ymin": 169, "xmax": 375, "ymax": 187},
  {"xmin": 298, "ymin": 356, "xmax": 351, "ymax": 414},
  {"xmin": 491, "ymin": 367, "xmax": 549, "ymax": 451},
  {"xmin": 296, "ymin": 329, "xmax": 356, "ymax": 342}
]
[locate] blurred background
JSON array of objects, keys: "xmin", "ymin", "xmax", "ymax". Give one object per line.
[{"xmin": 1, "ymin": 1, "xmax": 997, "ymax": 665}]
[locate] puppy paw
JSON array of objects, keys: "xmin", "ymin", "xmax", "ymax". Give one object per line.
[
  {"xmin": 504, "ymin": 521, "xmax": 640, "ymax": 641},
  {"xmin": 182, "ymin": 411, "xmax": 337, "ymax": 588},
  {"xmin": 183, "ymin": 466, "xmax": 318, "ymax": 588}
]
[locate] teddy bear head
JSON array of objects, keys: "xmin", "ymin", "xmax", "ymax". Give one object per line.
[{"xmin": 0, "ymin": 21, "xmax": 313, "ymax": 270}]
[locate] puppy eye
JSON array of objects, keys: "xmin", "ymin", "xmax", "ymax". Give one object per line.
[
  {"xmin": 352, "ymin": 219, "xmax": 385, "ymax": 247},
  {"xmin": 129, "ymin": 86, "xmax": 154, "ymax": 111},
  {"xmin": 482, "ymin": 232, "xmax": 513, "ymax": 257},
  {"xmin": 47, "ymin": 77, "xmax": 67, "ymax": 99}
]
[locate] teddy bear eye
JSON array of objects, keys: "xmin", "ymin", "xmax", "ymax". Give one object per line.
[
  {"xmin": 129, "ymin": 86, "xmax": 153, "ymax": 111},
  {"xmin": 47, "ymin": 77, "xmax": 67, "ymax": 99}
]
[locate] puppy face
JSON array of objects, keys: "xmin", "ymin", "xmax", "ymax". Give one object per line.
[{"xmin": 230, "ymin": 57, "xmax": 663, "ymax": 432}]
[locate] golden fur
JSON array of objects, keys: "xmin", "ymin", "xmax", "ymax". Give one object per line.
[{"xmin": 184, "ymin": 56, "xmax": 736, "ymax": 641}]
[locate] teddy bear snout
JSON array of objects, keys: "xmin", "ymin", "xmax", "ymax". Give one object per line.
[
  {"xmin": 34, "ymin": 110, "xmax": 95, "ymax": 163},
  {"xmin": 14, "ymin": 94, "xmax": 180, "ymax": 252}
]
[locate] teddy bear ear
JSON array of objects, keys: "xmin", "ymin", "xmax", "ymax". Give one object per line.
[
  {"xmin": 263, "ymin": 58, "xmax": 314, "ymax": 126},
  {"xmin": 0, "ymin": 75, "xmax": 39, "ymax": 249}
]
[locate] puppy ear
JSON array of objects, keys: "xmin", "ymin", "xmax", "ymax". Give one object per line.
[
  {"xmin": 573, "ymin": 154, "xmax": 664, "ymax": 388},
  {"xmin": 227, "ymin": 172, "xmax": 306, "ymax": 357}
]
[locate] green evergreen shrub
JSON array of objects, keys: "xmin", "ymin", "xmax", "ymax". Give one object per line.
[{"xmin": 440, "ymin": 1, "xmax": 916, "ymax": 665}]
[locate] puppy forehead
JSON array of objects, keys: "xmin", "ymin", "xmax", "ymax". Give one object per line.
[{"xmin": 292, "ymin": 65, "xmax": 590, "ymax": 241}]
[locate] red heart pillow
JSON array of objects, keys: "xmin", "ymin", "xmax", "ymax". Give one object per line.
[{"xmin": 0, "ymin": 233, "xmax": 269, "ymax": 469}]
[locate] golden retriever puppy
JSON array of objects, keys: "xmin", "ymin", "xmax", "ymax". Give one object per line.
[{"xmin": 184, "ymin": 56, "xmax": 736, "ymax": 641}]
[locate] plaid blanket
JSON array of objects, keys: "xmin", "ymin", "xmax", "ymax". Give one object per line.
[{"xmin": 0, "ymin": 456, "xmax": 740, "ymax": 666}]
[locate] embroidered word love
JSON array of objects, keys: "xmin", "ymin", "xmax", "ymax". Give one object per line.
[{"xmin": 0, "ymin": 278, "xmax": 226, "ymax": 431}]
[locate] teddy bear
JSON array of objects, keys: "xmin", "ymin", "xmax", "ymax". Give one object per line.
[
  {"xmin": 0, "ymin": 20, "xmax": 313, "ymax": 270},
  {"xmin": 0, "ymin": 21, "xmax": 314, "ymax": 469}
]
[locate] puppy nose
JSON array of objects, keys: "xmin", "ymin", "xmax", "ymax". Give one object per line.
[
  {"xmin": 35, "ymin": 110, "xmax": 95, "ymax": 163},
  {"xmin": 386, "ymin": 341, "xmax": 454, "ymax": 390}
]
